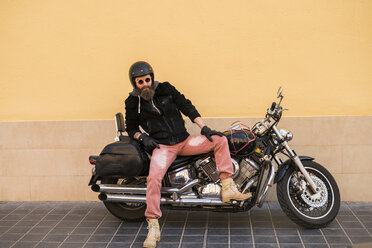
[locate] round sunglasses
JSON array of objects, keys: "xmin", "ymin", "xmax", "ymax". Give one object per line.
[{"xmin": 137, "ymin": 77, "xmax": 151, "ymax": 85}]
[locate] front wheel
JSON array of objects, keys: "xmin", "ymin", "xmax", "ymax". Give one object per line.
[{"xmin": 277, "ymin": 160, "xmax": 340, "ymax": 228}]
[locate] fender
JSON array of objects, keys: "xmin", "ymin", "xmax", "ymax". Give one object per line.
[
  {"xmin": 274, "ymin": 156, "xmax": 314, "ymax": 184},
  {"xmin": 88, "ymin": 174, "xmax": 100, "ymax": 186}
]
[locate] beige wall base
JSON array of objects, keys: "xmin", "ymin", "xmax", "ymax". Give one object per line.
[{"xmin": 1, "ymin": 116, "xmax": 371, "ymax": 201}]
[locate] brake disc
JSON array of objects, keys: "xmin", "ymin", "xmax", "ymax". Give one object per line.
[{"xmin": 300, "ymin": 175, "xmax": 328, "ymax": 208}]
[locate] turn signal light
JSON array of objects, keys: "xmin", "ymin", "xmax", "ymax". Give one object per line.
[{"xmin": 89, "ymin": 156, "xmax": 98, "ymax": 165}]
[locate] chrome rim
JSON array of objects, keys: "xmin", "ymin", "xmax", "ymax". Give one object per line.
[{"xmin": 286, "ymin": 167, "xmax": 334, "ymax": 220}]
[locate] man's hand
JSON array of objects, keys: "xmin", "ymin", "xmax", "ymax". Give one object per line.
[
  {"xmin": 201, "ymin": 126, "xmax": 224, "ymax": 142},
  {"xmin": 139, "ymin": 133, "xmax": 160, "ymax": 150}
]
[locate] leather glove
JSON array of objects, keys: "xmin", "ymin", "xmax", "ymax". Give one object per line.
[
  {"xmin": 139, "ymin": 133, "xmax": 160, "ymax": 150},
  {"xmin": 201, "ymin": 126, "xmax": 224, "ymax": 142}
]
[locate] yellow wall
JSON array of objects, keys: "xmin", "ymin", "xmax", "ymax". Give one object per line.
[{"xmin": 0, "ymin": 0, "xmax": 371, "ymax": 121}]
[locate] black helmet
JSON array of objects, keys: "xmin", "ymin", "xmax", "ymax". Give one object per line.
[{"xmin": 129, "ymin": 61, "xmax": 154, "ymax": 88}]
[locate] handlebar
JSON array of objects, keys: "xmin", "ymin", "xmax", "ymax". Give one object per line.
[
  {"xmin": 270, "ymin": 102, "xmax": 276, "ymax": 111},
  {"xmin": 252, "ymin": 88, "xmax": 286, "ymax": 136}
]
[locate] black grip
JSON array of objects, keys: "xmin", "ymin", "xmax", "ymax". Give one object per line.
[{"xmin": 270, "ymin": 102, "xmax": 276, "ymax": 111}]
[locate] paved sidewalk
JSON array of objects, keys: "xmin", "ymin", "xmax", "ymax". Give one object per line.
[{"xmin": 0, "ymin": 201, "xmax": 371, "ymax": 248}]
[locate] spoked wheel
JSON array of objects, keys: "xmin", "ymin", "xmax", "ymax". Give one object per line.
[
  {"xmin": 101, "ymin": 177, "xmax": 147, "ymax": 222},
  {"xmin": 277, "ymin": 160, "xmax": 340, "ymax": 228}
]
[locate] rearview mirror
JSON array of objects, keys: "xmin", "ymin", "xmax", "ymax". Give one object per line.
[{"xmin": 277, "ymin": 87, "xmax": 283, "ymax": 98}]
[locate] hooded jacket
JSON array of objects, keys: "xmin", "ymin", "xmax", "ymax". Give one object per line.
[{"xmin": 125, "ymin": 81, "xmax": 201, "ymax": 145}]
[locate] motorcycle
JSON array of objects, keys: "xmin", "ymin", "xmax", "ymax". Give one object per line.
[{"xmin": 88, "ymin": 87, "xmax": 340, "ymax": 228}]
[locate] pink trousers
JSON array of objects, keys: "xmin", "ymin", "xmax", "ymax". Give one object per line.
[{"xmin": 145, "ymin": 135, "xmax": 234, "ymax": 219}]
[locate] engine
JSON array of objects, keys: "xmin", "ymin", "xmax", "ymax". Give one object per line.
[
  {"xmin": 234, "ymin": 158, "xmax": 260, "ymax": 188},
  {"xmin": 195, "ymin": 156, "xmax": 260, "ymax": 198},
  {"xmin": 167, "ymin": 165, "xmax": 193, "ymax": 188},
  {"xmin": 166, "ymin": 156, "xmax": 260, "ymax": 199},
  {"xmin": 196, "ymin": 157, "xmax": 221, "ymax": 183}
]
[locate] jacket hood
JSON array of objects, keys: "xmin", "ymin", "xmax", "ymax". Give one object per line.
[{"xmin": 129, "ymin": 81, "xmax": 159, "ymax": 97}]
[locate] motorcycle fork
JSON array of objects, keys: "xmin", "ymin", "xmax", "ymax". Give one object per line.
[{"xmin": 272, "ymin": 126, "xmax": 319, "ymax": 194}]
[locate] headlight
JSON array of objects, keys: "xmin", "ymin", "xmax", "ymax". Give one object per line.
[{"xmin": 279, "ymin": 129, "xmax": 293, "ymax": 141}]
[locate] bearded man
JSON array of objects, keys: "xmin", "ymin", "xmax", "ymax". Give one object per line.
[{"xmin": 124, "ymin": 61, "xmax": 251, "ymax": 248}]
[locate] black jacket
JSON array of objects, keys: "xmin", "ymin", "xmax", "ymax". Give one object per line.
[{"xmin": 125, "ymin": 82, "xmax": 201, "ymax": 145}]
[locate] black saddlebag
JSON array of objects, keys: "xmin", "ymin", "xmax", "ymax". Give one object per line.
[{"xmin": 95, "ymin": 137, "xmax": 149, "ymax": 178}]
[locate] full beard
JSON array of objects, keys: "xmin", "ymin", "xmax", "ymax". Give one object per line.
[{"xmin": 139, "ymin": 86, "xmax": 155, "ymax": 101}]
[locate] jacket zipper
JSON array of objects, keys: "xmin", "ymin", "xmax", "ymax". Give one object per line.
[
  {"xmin": 151, "ymin": 98, "xmax": 175, "ymax": 143},
  {"xmin": 151, "ymin": 99, "xmax": 161, "ymax": 115}
]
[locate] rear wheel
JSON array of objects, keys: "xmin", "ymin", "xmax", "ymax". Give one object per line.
[
  {"xmin": 101, "ymin": 177, "xmax": 146, "ymax": 222},
  {"xmin": 277, "ymin": 160, "xmax": 340, "ymax": 228}
]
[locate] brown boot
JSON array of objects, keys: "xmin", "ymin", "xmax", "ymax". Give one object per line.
[
  {"xmin": 143, "ymin": 218, "xmax": 161, "ymax": 248},
  {"xmin": 221, "ymin": 178, "xmax": 252, "ymax": 203}
]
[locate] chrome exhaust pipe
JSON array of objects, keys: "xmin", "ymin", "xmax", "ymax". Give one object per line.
[
  {"xmin": 99, "ymin": 193, "xmax": 230, "ymax": 206},
  {"xmin": 92, "ymin": 179, "xmax": 200, "ymax": 195},
  {"xmin": 92, "ymin": 184, "xmax": 146, "ymax": 194}
]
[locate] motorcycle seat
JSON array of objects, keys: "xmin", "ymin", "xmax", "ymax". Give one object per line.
[
  {"xmin": 168, "ymin": 154, "xmax": 206, "ymax": 171},
  {"xmin": 171, "ymin": 155, "xmax": 195, "ymax": 166}
]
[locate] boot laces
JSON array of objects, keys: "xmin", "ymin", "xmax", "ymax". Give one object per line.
[
  {"xmin": 147, "ymin": 222, "xmax": 159, "ymax": 232},
  {"xmin": 230, "ymin": 181, "xmax": 240, "ymax": 192}
]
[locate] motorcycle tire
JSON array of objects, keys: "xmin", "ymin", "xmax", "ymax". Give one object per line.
[
  {"xmin": 101, "ymin": 177, "xmax": 146, "ymax": 222},
  {"xmin": 276, "ymin": 160, "xmax": 340, "ymax": 229}
]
